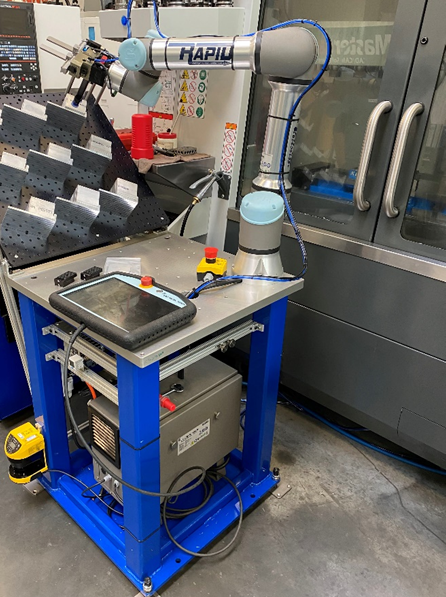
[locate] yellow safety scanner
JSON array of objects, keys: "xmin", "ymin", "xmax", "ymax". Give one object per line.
[{"xmin": 5, "ymin": 422, "xmax": 48, "ymax": 484}]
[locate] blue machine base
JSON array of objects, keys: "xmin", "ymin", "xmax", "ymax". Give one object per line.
[{"xmin": 40, "ymin": 450, "xmax": 277, "ymax": 595}]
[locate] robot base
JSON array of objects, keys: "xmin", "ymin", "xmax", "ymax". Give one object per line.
[{"xmin": 232, "ymin": 248, "xmax": 284, "ymax": 277}]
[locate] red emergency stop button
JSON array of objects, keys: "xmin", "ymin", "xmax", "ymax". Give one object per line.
[
  {"xmin": 140, "ymin": 276, "xmax": 153, "ymax": 287},
  {"xmin": 205, "ymin": 247, "xmax": 218, "ymax": 263}
]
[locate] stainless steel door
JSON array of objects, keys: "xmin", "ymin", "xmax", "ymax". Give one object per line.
[
  {"xmin": 239, "ymin": 0, "xmax": 427, "ymax": 241},
  {"xmin": 374, "ymin": 0, "xmax": 446, "ymax": 261}
]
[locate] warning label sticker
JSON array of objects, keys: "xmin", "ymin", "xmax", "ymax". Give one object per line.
[
  {"xmin": 177, "ymin": 419, "xmax": 210, "ymax": 456},
  {"xmin": 220, "ymin": 122, "xmax": 238, "ymax": 176},
  {"xmin": 178, "ymin": 69, "xmax": 208, "ymax": 119}
]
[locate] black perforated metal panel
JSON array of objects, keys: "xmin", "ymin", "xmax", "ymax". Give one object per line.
[{"xmin": 0, "ymin": 93, "xmax": 167, "ymax": 269}]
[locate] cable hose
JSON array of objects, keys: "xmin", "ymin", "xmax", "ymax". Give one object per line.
[{"xmin": 179, "ymin": 203, "xmax": 195, "ymax": 237}]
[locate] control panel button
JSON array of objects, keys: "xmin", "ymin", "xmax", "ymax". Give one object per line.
[{"xmin": 140, "ymin": 276, "xmax": 153, "ymax": 287}]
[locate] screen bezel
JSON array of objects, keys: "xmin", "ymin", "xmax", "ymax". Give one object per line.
[{"xmin": 49, "ymin": 272, "xmax": 197, "ymax": 351}]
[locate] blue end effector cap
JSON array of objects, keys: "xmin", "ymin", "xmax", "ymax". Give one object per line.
[
  {"xmin": 240, "ymin": 191, "xmax": 284, "ymax": 226},
  {"xmin": 119, "ymin": 30, "xmax": 162, "ymax": 72},
  {"xmin": 119, "ymin": 38, "xmax": 147, "ymax": 71}
]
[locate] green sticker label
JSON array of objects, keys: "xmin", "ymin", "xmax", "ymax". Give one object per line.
[
  {"xmin": 197, "ymin": 94, "xmax": 205, "ymax": 105},
  {"xmin": 196, "ymin": 107, "xmax": 204, "ymax": 118},
  {"xmin": 198, "ymin": 82, "xmax": 206, "ymax": 93},
  {"xmin": 199, "ymin": 70, "xmax": 207, "ymax": 80}
]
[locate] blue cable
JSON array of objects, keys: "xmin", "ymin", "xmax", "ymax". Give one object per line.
[
  {"xmin": 240, "ymin": 407, "xmax": 246, "ymax": 430},
  {"xmin": 126, "ymin": 0, "xmax": 133, "ymax": 38},
  {"xmin": 153, "ymin": 1, "xmax": 166, "ymax": 38},
  {"xmin": 278, "ymin": 392, "xmax": 446, "ymax": 477}
]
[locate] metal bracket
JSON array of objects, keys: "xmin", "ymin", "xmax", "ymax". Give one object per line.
[
  {"xmin": 45, "ymin": 348, "xmax": 118, "ymax": 405},
  {"xmin": 270, "ymin": 481, "xmax": 292, "ymax": 500},
  {"xmin": 43, "ymin": 319, "xmax": 263, "ymax": 384},
  {"xmin": 159, "ymin": 320, "xmax": 264, "ymax": 380},
  {"xmin": 23, "ymin": 479, "xmax": 45, "ymax": 496},
  {"xmin": 42, "ymin": 321, "xmax": 117, "ymax": 376}
]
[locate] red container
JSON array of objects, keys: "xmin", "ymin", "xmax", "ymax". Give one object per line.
[
  {"xmin": 131, "ymin": 113, "xmax": 154, "ymax": 159},
  {"xmin": 116, "ymin": 128, "xmax": 132, "ymax": 151}
]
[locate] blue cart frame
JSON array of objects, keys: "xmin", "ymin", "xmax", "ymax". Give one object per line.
[{"xmin": 18, "ymin": 292, "xmax": 288, "ymax": 595}]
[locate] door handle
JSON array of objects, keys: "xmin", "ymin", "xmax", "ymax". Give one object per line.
[
  {"xmin": 353, "ymin": 100, "xmax": 392, "ymax": 212},
  {"xmin": 383, "ymin": 102, "xmax": 424, "ymax": 218}
]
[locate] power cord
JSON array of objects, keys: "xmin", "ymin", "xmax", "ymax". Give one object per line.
[
  {"xmin": 161, "ymin": 467, "xmax": 243, "ymax": 557},
  {"xmin": 48, "ymin": 469, "xmax": 125, "ymax": 516}
]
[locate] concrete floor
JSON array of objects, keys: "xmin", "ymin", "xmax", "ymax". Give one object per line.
[{"xmin": 1, "ymin": 402, "xmax": 446, "ymax": 597}]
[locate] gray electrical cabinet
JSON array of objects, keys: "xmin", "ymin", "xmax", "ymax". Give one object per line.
[
  {"xmin": 230, "ymin": 0, "xmax": 446, "ymax": 468},
  {"xmin": 90, "ymin": 356, "xmax": 242, "ymax": 501}
]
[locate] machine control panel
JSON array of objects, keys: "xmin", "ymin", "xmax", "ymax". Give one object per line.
[{"xmin": 0, "ymin": 2, "xmax": 41, "ymax": 95}]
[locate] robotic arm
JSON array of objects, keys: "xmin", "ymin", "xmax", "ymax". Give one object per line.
[
  {"xmin": 118, "ymin": 27, "xmax": 317, "ymax": 79},
  {"xmin": 43, "ymin": 26, "xmax": 318, "ymax": 192},
  {"xmin": 42, "ymin": 24, "xmax": 324, "ymax": 277}
]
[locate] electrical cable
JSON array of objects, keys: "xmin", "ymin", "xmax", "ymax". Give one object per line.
[
  {"xmin": 278, "ymin": 392, "xmax": 446, "ymax": 476},
  {"xmin": 276, "ymin": 21, "xmax": 331, "ymax": 279},
  {"xmin": 81, "ymin": 479, "xmax": 103, "ymax": 498},
  {"xmin": 163, "ymin": 457, "xmax": 230, "ymax": 519},
  {"xmin": 85, "ymin": 382, "xmax": 97, "ymax": 400},
  {"xmin": 179, "ymin": 203, "xmax": 195, "ymax": 237},
  {"xmin": 62, "ymin": 324, "xmax": 209, "ymax": 498},
  {"xmin": 212, "ymin": 456, "xmax": 230, "ymax": 471},
  {"xmin": 163, "ymin": 474, "xmax": 214, "ymax": 519},
  {"xmin": 161, "ymin": 468, "xmax": 243, "ymax": 557},
  {"xmin": 126, "ymin": 0, "xmax": 133, "ymax": 38},
  {"xmin": 153, "ymin": 0, "xmax": 165, "ymax": 38},
  {"xmin": 277, "ymin": 394, "xmax": 368, "ymax": 432},
  {"xmin": 240, "ymin": 407, "xmax": 246, "ymax": 430},
  {"xmin": 48, "ymin": 469, "xmax": 125, "ymax": 515}
]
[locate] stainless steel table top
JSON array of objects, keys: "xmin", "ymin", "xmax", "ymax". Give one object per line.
[{"xmin": 9, "ymin": 233, "xmax": 303, "ymax": 367}]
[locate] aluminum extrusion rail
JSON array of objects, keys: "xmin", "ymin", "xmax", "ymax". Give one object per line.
[{"xmin": 43, "ymin": 319, "xmax": 263, "ymax": 403}]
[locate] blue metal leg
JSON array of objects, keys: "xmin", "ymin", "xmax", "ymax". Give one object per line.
[
  {"xmin": 18, "ymin": 295, "xmax": 71, "ymax": 484},
  {"xmin": 117, "ymin": 355, "xmax": 162, "ymax": 581},
  {"xmin": 242, "ymin": 297, "xmax": 288, "ymax": 482}
]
